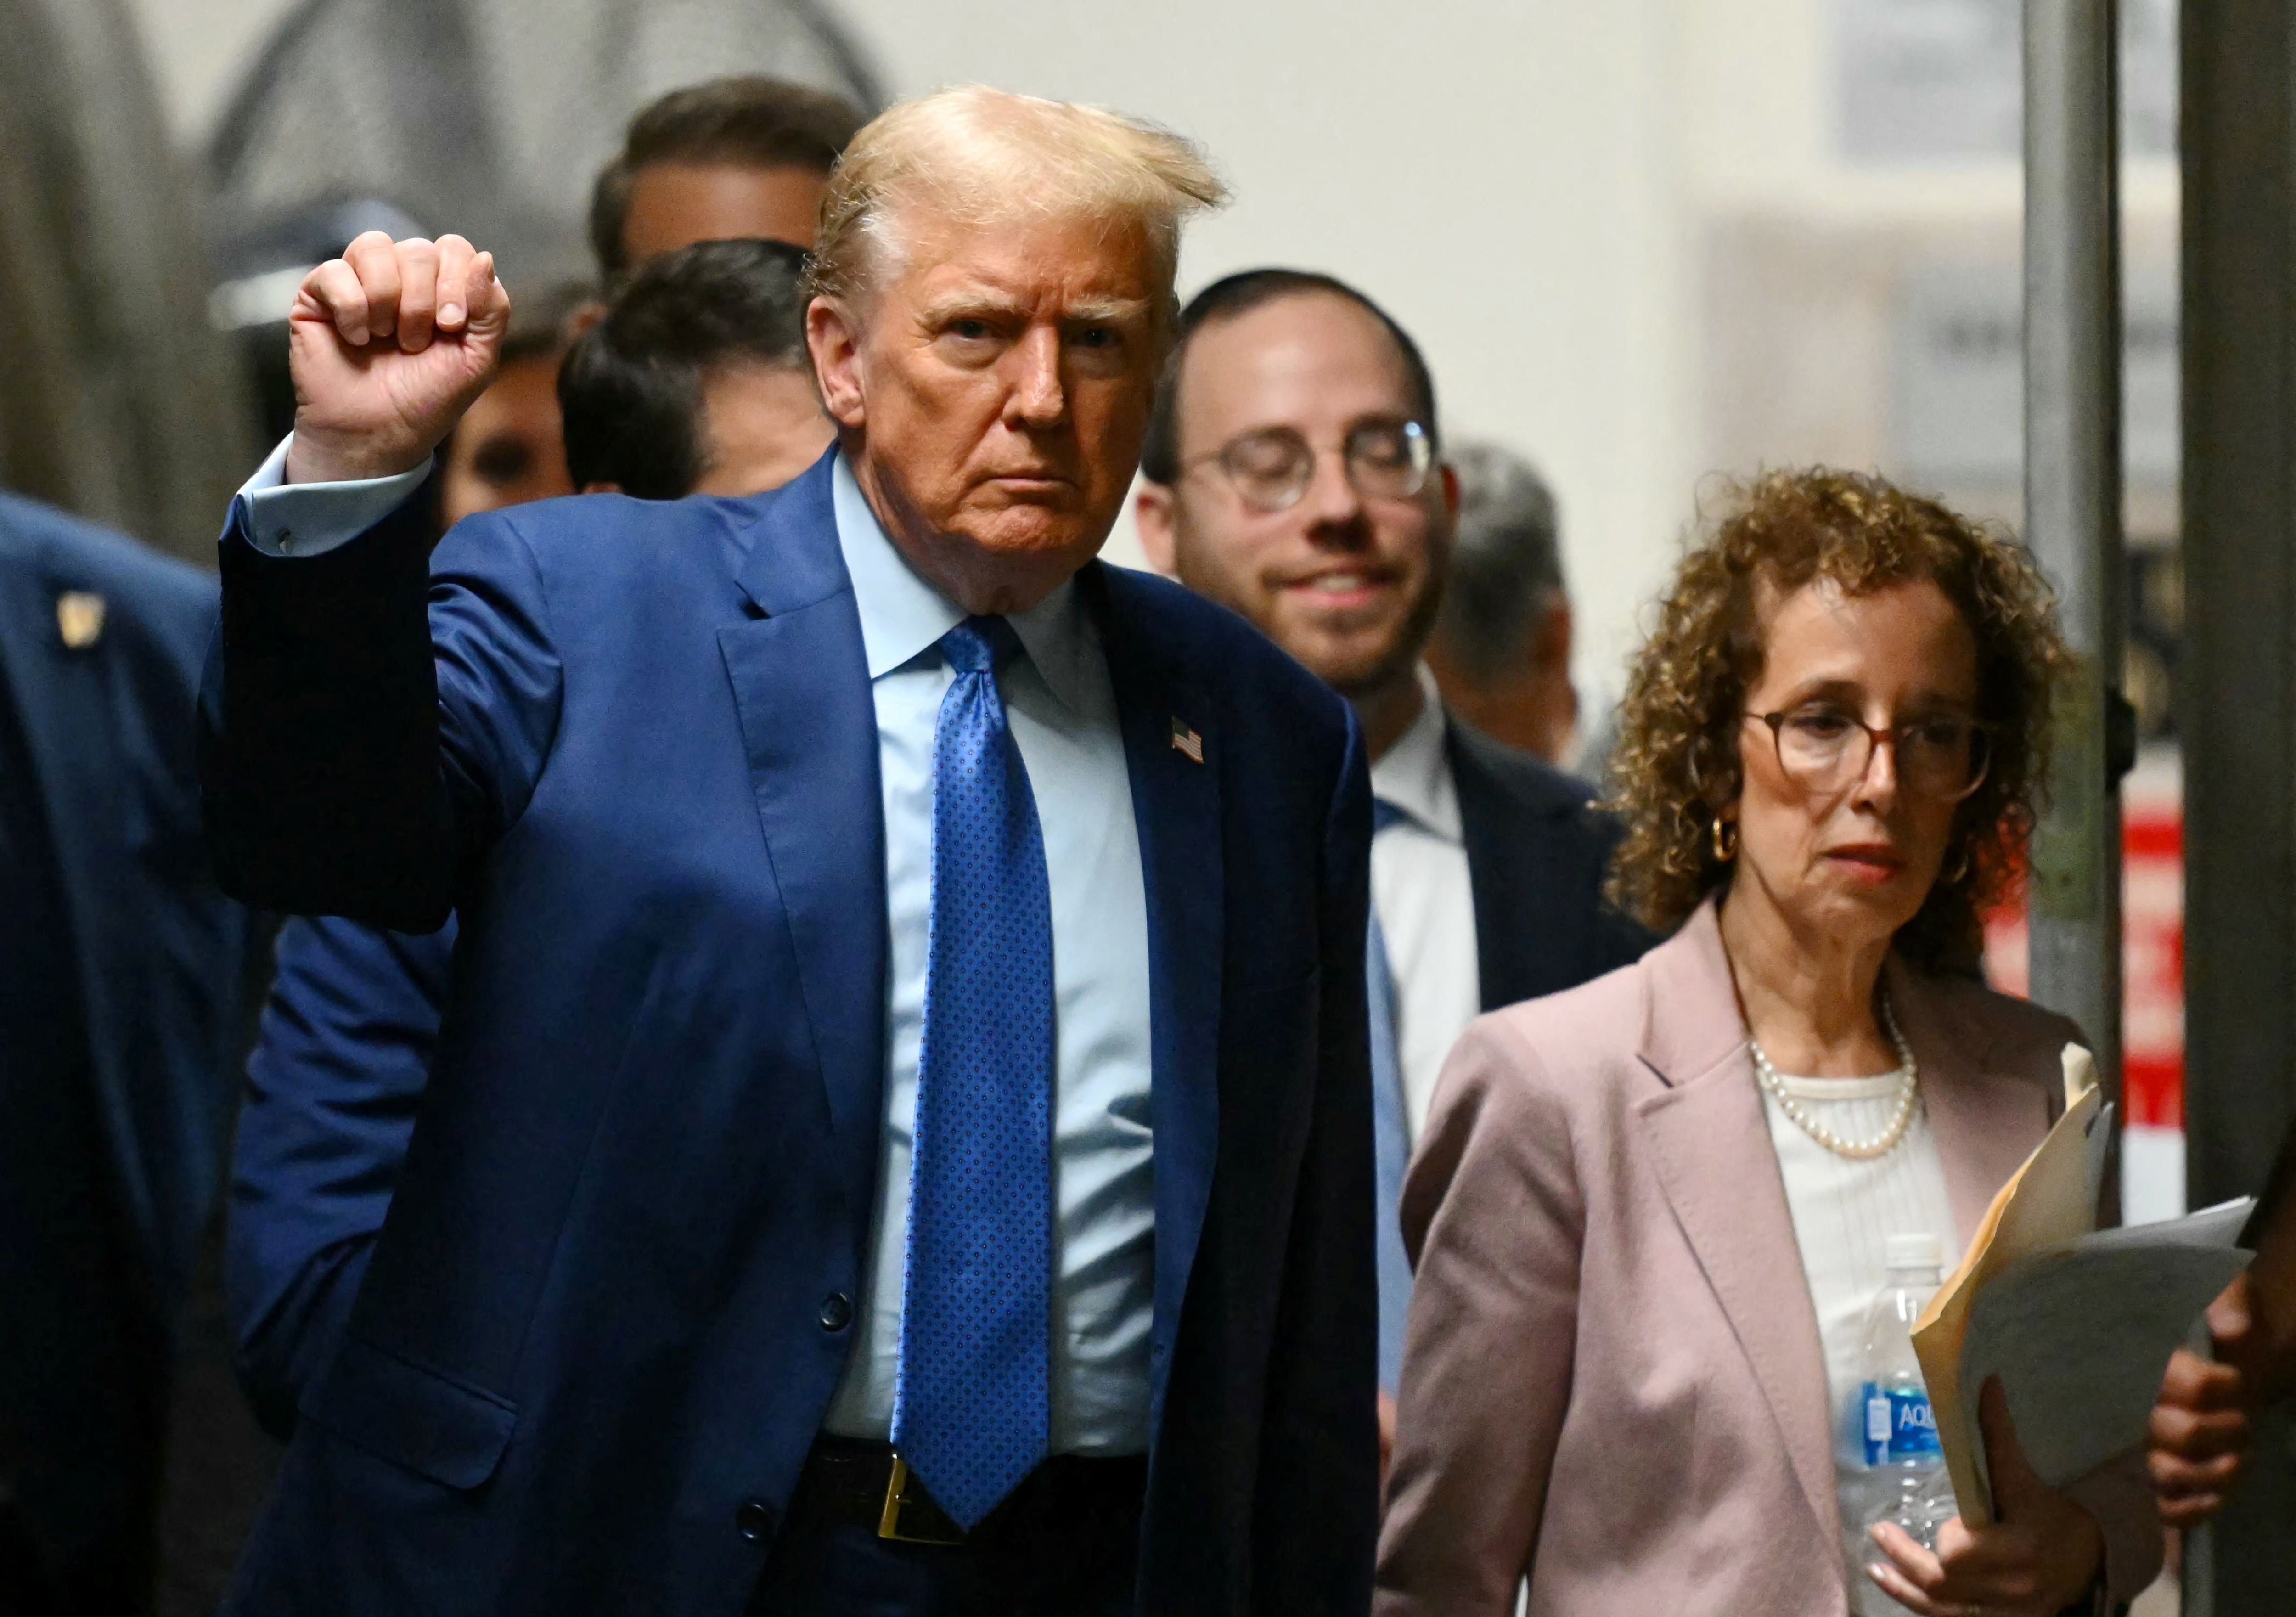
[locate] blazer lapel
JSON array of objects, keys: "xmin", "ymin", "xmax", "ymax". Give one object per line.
[
  {"xmin": 1084, "ymin": 563, "xmax": 1221, "ymax": 1436},
  {"xmin": 1447, "ymin": 725, "xmax": 1559, "ymax": 1011},
  {"xmin": 1886, "ymin": 962, "xmax": 2056, "ymax": 1250},
  {"xmin": 0, "ymin": 539, "xmax": 166, "ymax": 1285},
  {"xmin": 1633, "ymin": 901, "xmax": 1839, "ymax": 1547},
  {"xmin": 716, "ymin": 455, "xmax": 887, "ymax": 1152}
]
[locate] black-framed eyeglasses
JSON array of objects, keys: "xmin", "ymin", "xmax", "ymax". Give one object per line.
[
  {"xmin": 1744, "ymin": 705, "xmax": 1996, "ymax": 802},
  {"xmin": 1180, "ymin": 419, "xmax": 1434, "ymax": 514}
]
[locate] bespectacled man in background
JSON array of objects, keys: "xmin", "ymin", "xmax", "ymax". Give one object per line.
[{"xmin": 1134, "ymin": 268, "xmax": 1652, "ymax": 1466}]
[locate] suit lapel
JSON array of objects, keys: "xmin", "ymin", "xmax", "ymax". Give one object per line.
[
  {"xmin": 1633, "ymin": 901, "xmax": 1838, "ymax": 1547},
  {"xmin": 0, "ymin": 538, "xmax": 166, "ymax": 1282},
  {"xmin": 1886, "ymin": 962, "xmax": 2055, "ymax": 1249},
  {"xmin": 1448, "ymin": 726, "xmax": 1556, "ymax": 1011},
  {"xmin": 1084, "ymin": 563, "xmax": 1221, "ymax": 1435},
  {"xmin": 716, "ymin": 455, "xmax": 887, "ymax": 1150}
]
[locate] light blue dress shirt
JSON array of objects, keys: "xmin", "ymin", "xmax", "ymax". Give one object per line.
[
  {"xmin": 818, "ymin": 456, "xmax": 1154, "ymax": 1454},
  {"xmin": 230, "ymin": 441, "xmax": 1159, "ymax": 1455}
]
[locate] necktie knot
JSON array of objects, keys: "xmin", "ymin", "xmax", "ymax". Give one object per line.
[
  {"xmin": 941, "ymin": 615, "xmax": 1019, "ymax": 676},
  {"xmin": 1373, "ymin": 797, "xmax": 1410, "ymax": 835}
]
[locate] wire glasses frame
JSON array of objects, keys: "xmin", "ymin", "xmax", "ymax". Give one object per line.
[
  {"xmin": 1743, "ymin": 707, "xmax": 1996, "ymax": 802},
  {"xmin": 1180, "ymin": 419, "xmax": 1434, "ymax": 514}
]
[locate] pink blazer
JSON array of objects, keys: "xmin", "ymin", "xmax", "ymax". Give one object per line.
[{"xmin": 1375, "ymin": 899, "xmax": 2161, "ymax": 1616}]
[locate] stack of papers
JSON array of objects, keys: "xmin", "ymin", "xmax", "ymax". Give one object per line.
[{"xmin": 1911, "ymin": 1045, "xmax": 2253, "ymax": 1525}]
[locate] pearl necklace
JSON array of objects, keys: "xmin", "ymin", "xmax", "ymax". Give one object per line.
[{"xmin": 1749, "ymin": 996, "xmax": 1919, "ymax": 1161}]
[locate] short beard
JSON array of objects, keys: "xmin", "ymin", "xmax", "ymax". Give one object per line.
[{"xmin": 1322, "ymin": 571, "xmax": 1446, "ymax": 700}]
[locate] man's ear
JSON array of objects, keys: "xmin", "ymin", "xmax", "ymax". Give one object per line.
[
  {"xmin": 1438, "ymin": 460, "xmax": 1462, "ymax": 519},
  {"xmin": 1534, "ymin": 594, "xmax": 1573, "ymax": 676},
  {"xmin": 1133, "ymin": 480, "xmax": 1180, "ymax": 577},
  {"xmin": 806, "ymin": 296, "xmax": 867, "ymax": 429}
]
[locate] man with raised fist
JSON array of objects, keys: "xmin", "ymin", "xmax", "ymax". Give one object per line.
[{"xmin": 204, "ymin": 89, "xmax": 1377, "ymax": 1617}]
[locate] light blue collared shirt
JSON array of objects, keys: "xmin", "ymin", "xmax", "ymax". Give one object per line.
[{"xmin": 229, "ymin": 442, "xmax": 1159, "ymax": 1455}]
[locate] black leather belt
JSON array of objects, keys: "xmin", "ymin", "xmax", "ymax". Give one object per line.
[{"xmin": 795, "ymin": 1437, "xmax": 1148, "ymax": 1547}]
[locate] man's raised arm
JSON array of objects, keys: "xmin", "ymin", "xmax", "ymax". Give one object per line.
[{"xmin": 203, "ymin": 233, "xmax": 525, "ymax": 931}]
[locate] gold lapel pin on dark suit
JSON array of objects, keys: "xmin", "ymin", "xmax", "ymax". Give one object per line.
[
  {"xmin": 1170, "ymin": 718, "xmax": 1204, "ymax": 764},
  {"xmin": 57, "ymin": 591, "xmax": 106, "ymax": 650}
]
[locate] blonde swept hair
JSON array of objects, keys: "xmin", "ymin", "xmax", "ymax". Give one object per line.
[
  {"xmin": 1605, "ymin": 468, "xmax": 2073, "ymax": 975},
  {"xmin": 803, "ymin": 85, "xmax": 1227, "ymax": 316}
]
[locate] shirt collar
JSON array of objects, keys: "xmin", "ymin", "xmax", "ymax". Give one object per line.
[
  {"xmin": 1368, "ymin": 665, "xmax": 1462, "ymax": 843},
  {"xmin": 830, "ymin": 450, "xmax": 1094, "ymax": 711}
]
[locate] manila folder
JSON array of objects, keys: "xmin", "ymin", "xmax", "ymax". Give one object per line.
[{"xmin": 1911, "ymin": 1046, "xmax": 2105, "ymax": 1526}]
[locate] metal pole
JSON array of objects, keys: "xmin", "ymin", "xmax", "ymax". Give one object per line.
[
  {"xmin": 2022, "ymin": 0, "xmax": 2125, "ymax": 1106},
  {"xmin": 2180, "ymin": 4, "xmax": 2296, "ymax": 1607}
]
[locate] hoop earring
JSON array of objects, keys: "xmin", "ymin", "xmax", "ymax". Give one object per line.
[
  {"xmin": 1711, "ymin": 817, "xmax": 1739, "ymax": 863},
  {"xmin": 1943, "ymin": 843, "xmax": 1971, "ymax": 884}
]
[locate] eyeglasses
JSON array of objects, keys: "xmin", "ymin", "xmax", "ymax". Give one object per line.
[
  {"xmin": 1181, "ymin": 419, "xmax": 1434, "ymax": 514},
  {"xmin": 1744, "ymin": 705, "xmax": 1995, "ymax": 802}
]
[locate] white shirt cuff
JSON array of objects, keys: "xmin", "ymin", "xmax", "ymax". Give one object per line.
[{"xmin": 233, "ymin": 434, "xmax": 432, "ymax": 558}]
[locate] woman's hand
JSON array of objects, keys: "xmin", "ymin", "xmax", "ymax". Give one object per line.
[{"xmin": 1865, "ymin": 1379, "xmax": 2105, "ymax": 1617}]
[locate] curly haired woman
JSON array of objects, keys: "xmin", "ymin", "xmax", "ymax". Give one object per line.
[{"xmin": 1374, "ymin": 470, "xmax": 2162, "ymax": 1617}]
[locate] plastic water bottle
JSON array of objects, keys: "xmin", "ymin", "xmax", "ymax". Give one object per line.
[{"xmin": 1838, "ymin": 1233, "xmax": 1959, "ymax": 1614}]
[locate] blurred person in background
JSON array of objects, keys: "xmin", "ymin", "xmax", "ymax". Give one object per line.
[
  {"xmin": 437, "ymin": 280, "xmax": 592, "ymax": 527},
  {"xmin": 0, "ymin": 496, "xmax": 250, "ymax": 1615},
  {"xmin": 1376, "ymin": 469, "xmax": 2161, "ymax": 1616},
  {"xmin": 589, "ymin": 75, "xmax": 862, "ymax": 278},
  {"xmin": 205, "ymin": 86, "xmax": 1374, "ymax": 1616},
  {"xmin": 229, "ymin": 237, "xmax": 829, "ymax": 1433},
  {"xmin": 559, "ymin": 238, "xmax": 833, "ymax": 498},
  {"xmin": 1425, "ymin": 441, "xmax": 1577, "ymax": 767},
  {"xmin": 1133, "ymin": 267, "xmax": 1649, "ymax": 1470}
]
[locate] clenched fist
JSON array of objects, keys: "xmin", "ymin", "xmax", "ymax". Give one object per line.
[{"xmin": 283, "ymin": 231, "xmax": 512, "ymax": 485}]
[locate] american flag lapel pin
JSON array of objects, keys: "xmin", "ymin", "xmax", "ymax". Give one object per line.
[
  {"xmin": 1170, "ymin": 716, "xmax": 1204, "ymax": 764},
  {"xmin": 56, "ymin": 591, "xmax": 105, "ymax": 650}
]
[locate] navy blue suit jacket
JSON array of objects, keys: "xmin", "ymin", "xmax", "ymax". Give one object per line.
[
  {"xmin": 0, "ymin": 494, "xmax": 248, "ymax": 1321},
  {"xmin": 229, "ymin": 911, "xmax": 455, "ymax": 1436},
  {"xmin": 1447, "ymin": 721, "xmax": 1653, "ymax": 1011},
  {"xmin": 202, "ymin": 453, "xmax": 1377, "ymax": 1616}
]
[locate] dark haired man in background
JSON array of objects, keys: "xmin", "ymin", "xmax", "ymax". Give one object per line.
[
  {"xmin": 560, "ymin": 238, "xmax": 832, "ymax": 499},
  {"xmin": 1425, "ymin": 441, "xmax": 1578, "ymax": 767},
  {"xmin": 229, "ymin": 236, "xmax": 833, "ymax": 1429},
  {"xmin": 589, "ymin": 76, "xmax": 863, "ymax": 282},
  {"xmin": 1134, "ymin": 268, "xmax": 1650, "ymax": 1466}
]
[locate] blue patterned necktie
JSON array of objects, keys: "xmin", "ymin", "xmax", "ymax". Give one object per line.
[
  {"xmin": 892, "ymin": 615, "xmax": 1056, "ymax": 1530},
  {"xmin": 1367, "ymin": 798, "xmax": 1413, "ymax": 1392}
]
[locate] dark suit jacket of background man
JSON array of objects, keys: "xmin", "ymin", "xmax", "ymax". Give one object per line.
[
  {"xmin": 200, "ymin": 449, "xmax": 1379, "ymax": 1617},
  {"xmin": 1446, "ymin": 721, "xmax": 1652, "ymax": 1012},
  {"xmin": 0, "ymin": 495, "xmax": 250, "ymax": 1612}
]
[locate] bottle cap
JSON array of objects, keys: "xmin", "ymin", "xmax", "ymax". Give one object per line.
[{"xmin": 1886, "ymin": 1232, "xmax": 1945, "ymax": 1272}]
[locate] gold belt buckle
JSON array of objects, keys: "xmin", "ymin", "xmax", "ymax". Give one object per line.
[{"xmin": 878, "ymin": 1454, "xmax": 966, "ymax": 1545}]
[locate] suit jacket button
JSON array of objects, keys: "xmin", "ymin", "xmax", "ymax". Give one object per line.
[
  {"xmin": 818, "ymin": 1291, "xmax": 853, "ymax": 1332},
  {"xmin": 735, "ymin": 1499, "xmax": 777, "ymax": 1543}
]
